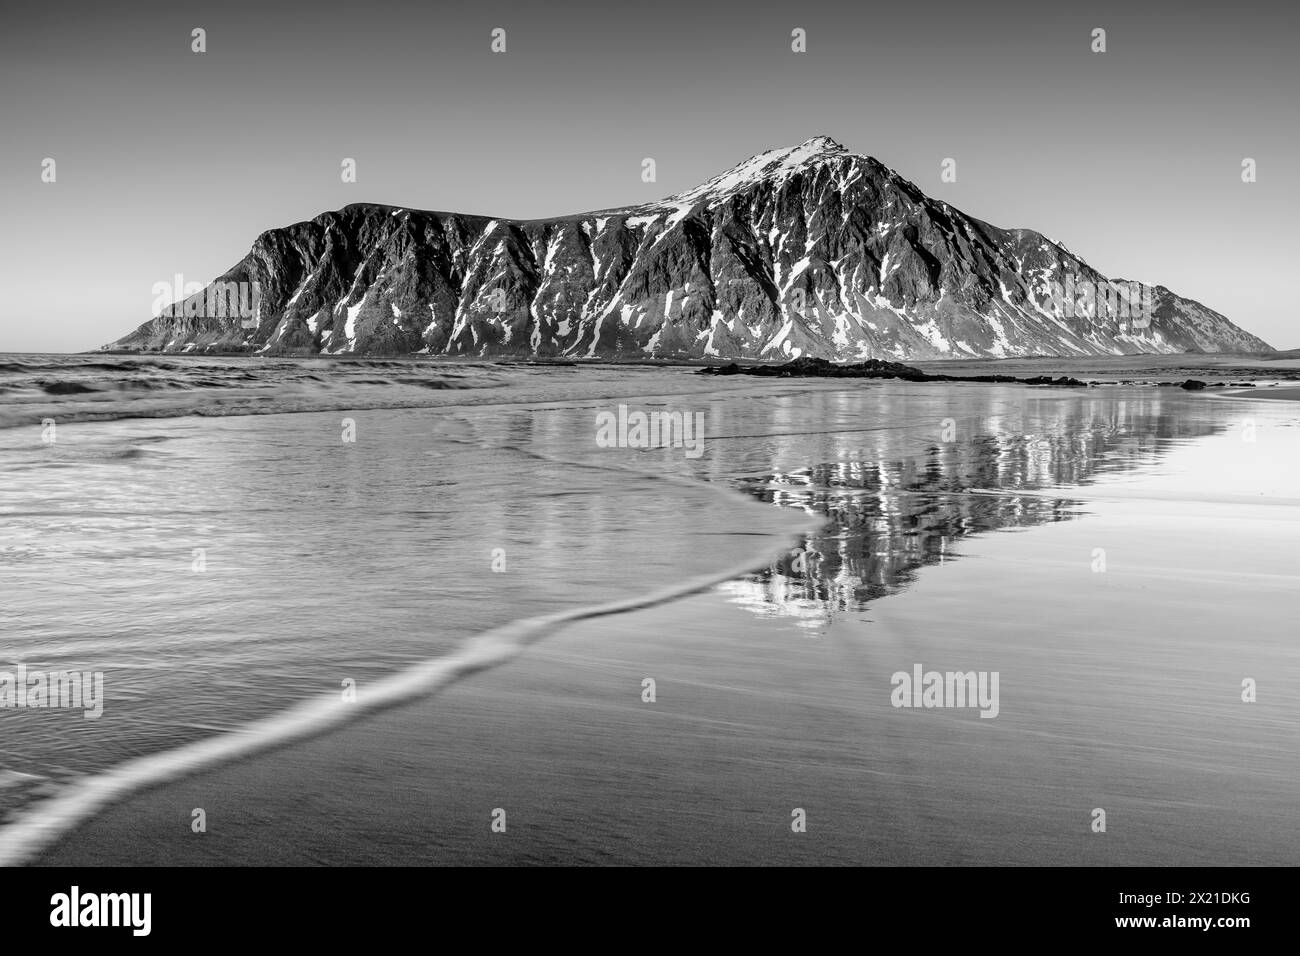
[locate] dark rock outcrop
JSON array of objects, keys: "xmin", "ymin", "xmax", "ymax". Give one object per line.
[{"xmin": 697, "ymin": 356, "xmax": 1089, "ymax": 387}]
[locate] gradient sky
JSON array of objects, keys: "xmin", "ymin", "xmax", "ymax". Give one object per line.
[{"xmin": 1, "ymin": 0, "xmax": 1296, "ymax": 352}]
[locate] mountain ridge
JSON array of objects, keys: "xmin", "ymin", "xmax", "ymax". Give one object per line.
[{"xmin": 106, "ymin": 137, "xmax": 1272, "ymax": 358}]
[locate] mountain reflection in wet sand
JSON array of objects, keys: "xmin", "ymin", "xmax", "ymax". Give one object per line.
[{"xmin": 721, "ymin": 391, "xmax": 1222, "ymax": 629}]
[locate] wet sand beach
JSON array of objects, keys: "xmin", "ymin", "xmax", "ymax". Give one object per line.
[{"xmin": 3, "ymin": 366, "xmax": 1296, "ymax": 866}]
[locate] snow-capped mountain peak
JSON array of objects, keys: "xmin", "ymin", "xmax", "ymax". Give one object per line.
[{"xmin": 651, "ymin": 136, "xmax": 853, "ymax": 210}]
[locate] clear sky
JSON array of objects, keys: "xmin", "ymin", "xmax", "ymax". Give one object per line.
[{"xmin": 1, "ymin": 0, "xmax": 1296, "ymax": 352}]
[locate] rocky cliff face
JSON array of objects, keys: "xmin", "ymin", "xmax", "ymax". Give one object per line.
[{"xmin": 106, "ymin": 137, "xmax": 1271, "ymax": 358}]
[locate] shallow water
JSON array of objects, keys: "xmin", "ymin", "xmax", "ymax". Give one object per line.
[
  {"xmin": 2, "ymin": 357, "xmax": 1298, "ymax": 863},
  {"xmin": 0, "ymin": 401, "xmax": 802, "ymax": 818}
]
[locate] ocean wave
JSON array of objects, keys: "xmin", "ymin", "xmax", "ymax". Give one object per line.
[
  {"xmin": 0, "ymin": 435, "xmax": 812, "ymax": 866},
  {"xmin": 39, "ymin": 381, "xmax": 101, "ymax": 395}
]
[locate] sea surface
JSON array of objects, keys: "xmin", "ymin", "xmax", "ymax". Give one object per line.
[{"xmin": 1, "ymin": 353, "xmax": 1298, "ymax": 863}]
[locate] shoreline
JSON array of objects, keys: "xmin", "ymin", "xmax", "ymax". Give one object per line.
[
  {"xmin": 82, "ymin": 347, "xmax": 1294, "ymax": 362},
  {"xmin": 7, "ymin": 353, "xmax": 1300, "ymax": 435},
  {"xmin": 30, "ymin": 462, "xmax": 1300, "ymax": 866},
  {"xmin": 0, "ymin": 430, "xmax": 813, "ymax": 867},
  {"xmin": 11, "ymin": 380, "xmax": 1300, "ymax": 866},
  {"xmin": 1218, "ymin": 386, "xmax": 1300, "ymax": 401}
]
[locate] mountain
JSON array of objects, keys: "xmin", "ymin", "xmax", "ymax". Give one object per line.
[{"xmin": 105, "ymin": 137, "xmax": 1271, "ymax": 359}]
